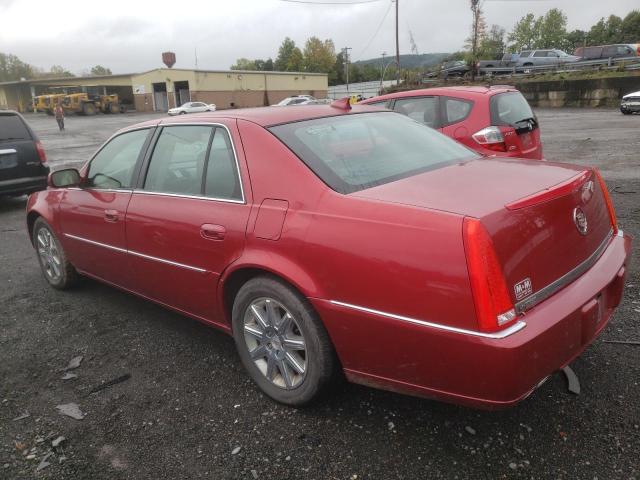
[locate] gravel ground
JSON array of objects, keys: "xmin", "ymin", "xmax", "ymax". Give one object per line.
[{"xmin": 1, "ymin": 109, "xmax": 639, "ymax": 480}]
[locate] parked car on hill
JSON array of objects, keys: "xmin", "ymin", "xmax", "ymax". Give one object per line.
[
  {"xmin": 575, "ymin": 44, "xmax": 639, "ymax": 60},
  {"xmin": 0, "ymin": 110, "xmax": 49, "ymax": 197},
  {"xmin": 517, "ymin": 49, "xmax": 580, "ymax": 67},
  {"xmin": 426, "ymin": 60, "xmax": 470, "ymax": 79},
  {"xmin": 361, "ymin": 86, "xmax": 543, "ymax": 159},
  {"xmin": 477, "ymin": 53, "xmax": 519, "ymax": 70},
  {"xmin": 620, "ymin": 90, "xmax": 640, "ymax": 115},
  {"xmin": 167, "ymin": 102, "xmax": 216, "ymax": 116},
  {"xmin": 26, "ymin": 102, "xmax": 631, "ymax": 408}
]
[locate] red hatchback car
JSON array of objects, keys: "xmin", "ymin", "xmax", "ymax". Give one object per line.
[
  {"xmin": 361, "ymin": 86, "xmax": 543, "ymax": 159},
  {"xmin": 27, "ymin": 103, "xmax": 630, "ymax": 408}
]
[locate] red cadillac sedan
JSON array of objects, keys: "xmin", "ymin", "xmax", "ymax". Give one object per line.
[{"xmin": 27, "ymin": 101, "xmax": 631, "ymax": 408}]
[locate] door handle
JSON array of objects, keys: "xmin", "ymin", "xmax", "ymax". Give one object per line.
[
  {"xmin": 201, "ymin": 223, "xmax": 226, "ymax": 241},
  {"xmin": 104, "ymin": 209, "xmax": 119, "ymax": 222}
]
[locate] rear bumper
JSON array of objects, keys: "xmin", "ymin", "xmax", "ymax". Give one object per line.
[
  {"xmin": 0, "ymin": 173, "xmax": 48, "ymax": 195},
  {"xmin": 312, "ymin": 231, "xmax": 632, "ymax": 409}
]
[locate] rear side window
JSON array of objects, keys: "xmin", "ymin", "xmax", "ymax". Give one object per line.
[
  {"xmin": 0, "ymin": 114, "xmax": 31, "ymax": 141},
  {"xmin": 443, "ymin": 97, "xmax": 473, "ymax": 125},
  {"xmin": 490, "ymin": 92, "xmax": 535, "ymax": 127},
  {"xmin": 393, "ymin": 97, "xmax": 440, "ymax": 128},
  {"xmin": 520, "ymin": 51, "xmax": 532, "ymax": 57},
  {"xmin": 204, "ymin": 128, "xmax": 242, "ymax": 201},
  {"xmin": 532, "ymin": 51, "xmax": 548, "ymax": 57},
  {"xmin": 87, "ymin": 129, "xmax": 150, "ymax": 189},
  {"xmin": 270, "ymin": 112, "xmax": 476, "ymax": 194},
  {"xmin": 603, "ymin": 46, "xmax": 618, "ymax": 57},
  {"xmin": 144, "ymin": 126, "xmax": 213, "ymax": 196}
]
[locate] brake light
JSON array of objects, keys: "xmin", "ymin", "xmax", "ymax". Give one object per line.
[
  {"xmin": 472, "ymin": 126, "xmax": 507, "ymax": 152},
  {"xmin": 463, "ymin": 217, "xmax": 517, "ymax": 332},
  {"xmin": 35, "ymin": 141, "xmax": 47, "ymax": 163},
  {"xmin": 594, "ymin": 168, "xmax": 618, "ymax": 234}
]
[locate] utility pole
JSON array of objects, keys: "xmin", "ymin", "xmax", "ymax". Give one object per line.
[
  {"xmin": 380, "ymin": 52, "xmax": 387, "ymax": 92},
  {"xmin": 395, "ymin": 0, "xmax": 400, "ymax": 86},
  {"xmin": 342, "ymin": 47, "xmax": 352, "ymax": 94}
]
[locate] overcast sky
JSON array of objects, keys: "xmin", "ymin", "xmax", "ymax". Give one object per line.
[{"xmin": 1, "ymin": 0, "xmax": 637, "ymax": 74}]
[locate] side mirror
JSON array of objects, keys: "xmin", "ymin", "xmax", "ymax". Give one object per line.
[{"xmin": 48, "ymin": 168, "xmax": 81, "ymax": 188}]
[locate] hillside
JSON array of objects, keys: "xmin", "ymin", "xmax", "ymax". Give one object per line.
[{"xmin": 354, "ymin": 53, "xmax": 450, "ymax": 69}]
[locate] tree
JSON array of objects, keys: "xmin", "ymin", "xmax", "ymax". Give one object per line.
[
  {"xmin": 90, "ymin": 65, "xmax": 112, "ymax": 76},
  {"xmin": 231, "ymin": 58, "xmax": 258, "ymax": 70},
  {"xmin": 537, "ymin": 8, "xmax": 568, "ymax": 49},
  {"xmin": 479, "ymin": 24, "xmax": 506, "ymax": 59},
  {"xmin": 0, "ymin": 52, "xmax": 35, "ymax": 82},
  {"xmin": 50, "ymin": 65, "xmax": 74, "ymax": 77},
  {"xmin": 303, "ymin": 37, "xmax": 336, "ymax": 74},
  {"xmin": 565, "ymin": 29, "xmax": 587, "ymax": 51},
  {"xmin": 275, "ymin": 37, "xmax": 304, "ymax": 72},
  {"xmin": 508, "ymin": 13, "xmax": 539, "ymax": 51},
  {"xmin": 621, "ymin": 10, "xmax": 640, "ymax": 43}
]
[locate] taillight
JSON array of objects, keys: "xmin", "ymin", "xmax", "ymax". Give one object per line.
[
  {"xmin": 35, "ymin": 141, "xmax": 47, "ymax": 163},
  {"xmin": 594, "ymin": 168, "xmax": 618, "ymax": 234},
  {"xmin": 472, "ymin": 126, "xmax": 507, "ymax": 152},
  {"xmin": 463, "ymin": 217, "xmax": 517, "ymax": 332}
]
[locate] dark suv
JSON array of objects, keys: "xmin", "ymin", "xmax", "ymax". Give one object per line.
[{"xmin": 0, "ymin": 111, "xmax": 49, "ymax": 196}]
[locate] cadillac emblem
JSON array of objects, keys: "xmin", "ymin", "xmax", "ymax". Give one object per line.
[
  {"xmin": 581, "ymin": 180, "xmax": 595, "ymax": 204},
  {"xmin": 573, "ymin": 207, "xmax": 588, "ymax": 235}
]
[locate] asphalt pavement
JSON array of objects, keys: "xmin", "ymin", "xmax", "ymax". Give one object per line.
[{"xmin": 1, "ymin": 108, "xmax": 639, "ymax": 479}]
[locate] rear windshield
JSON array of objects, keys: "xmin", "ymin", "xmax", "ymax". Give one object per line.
[
  {"xmin": 269, "ymin": 112, "xmax": 477, "ymax": 194},
  {"xmin": 0, "ymin": 114, "xmax": 31, "ymax": 141},
  {"xmin": 490, "ymin": 92, "xmax": 535, "ymax": 127}
]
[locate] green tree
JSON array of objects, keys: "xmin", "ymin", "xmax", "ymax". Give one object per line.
[
  {"xmin": 231, "ymin": 58, "xmax": 258, "ymax": 70},
  {"xmin": 0, "ymin": 52, "xmax": 35, "ymax": 82},
  {"xmin": 621, "ymin": 10, "xmax": 640, "ymax": 43},
  {"xmin": 508, "ymin": 13, "xmax": 539, "ymax": 51},
  {"xmin": 50, "ymin": 65, "xmax": 74, "ymax": 77},
  {"xmin": 565, "ymin": 29, "xmax": 587, "ymax": 51},
  {"xmin": 275, "ymin": 37, "xmax": 304, "ymax": 72},
  {"xmin": 303, "ymin": 37, "xmax": 336, "ymax": 74},
  {"xmin": 537, "ymin": 8, "xmax": 568, "ymax": 49},
  {"xmin": 479, "ymin": 24, "xmax": 506, "ymax": 59},
  {"xmin": 90, "ymin": 65, "xmax": 112, "ymax": 76}
]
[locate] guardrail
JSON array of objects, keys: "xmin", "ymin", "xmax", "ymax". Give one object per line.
[{"xmin": 478, "ymin": 56, "xmax": 640, "ymax": 77}]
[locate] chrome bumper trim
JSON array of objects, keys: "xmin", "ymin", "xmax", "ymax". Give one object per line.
[
  {"xmin": 515, "ymin": 228, "xmax": 614, "ymax": 315},
  {"xmin": 330, "ymin": 300, "xmax": 526, "ymax": 339}
]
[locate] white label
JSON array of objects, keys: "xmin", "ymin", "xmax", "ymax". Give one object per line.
[{"xmin": 514, "ymin": 278, "xmax": 533, "ymax": 301}]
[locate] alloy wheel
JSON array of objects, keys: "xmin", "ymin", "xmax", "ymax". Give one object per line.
[
  {"xmin": 243, "ymin": 297, "xmax": 307, "ymax": 389},
  {"xmin": 36, "ymin": 228, "xmax": 62, "ymax": 282}
]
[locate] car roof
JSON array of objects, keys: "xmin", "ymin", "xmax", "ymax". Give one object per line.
[
  {"xmin": 118, "ymin": 104, "xmax": 389, "ymax": 133},
  {"xmin": 360, "ymin": 86, "xmax": 518, "ymax": 104}
]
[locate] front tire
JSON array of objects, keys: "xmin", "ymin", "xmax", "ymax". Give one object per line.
[
  {"xmin": 232, "ymin": 276, "xmax": 336, "ymax": 406},
  {"xmin": 33, "ymin": 218, "xmax": 77, "ymax": 289}
]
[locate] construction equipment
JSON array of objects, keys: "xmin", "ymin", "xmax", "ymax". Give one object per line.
[
  {"xmin": 32, "ymin": 94, "xmax": 66, "ymax": 114},
  {"xmin": 62, "ymin": 93, "xmax": 123, "ymax": 115}
]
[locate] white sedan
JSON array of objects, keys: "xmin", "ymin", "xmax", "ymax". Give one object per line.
[{"xmin": 168, "ymin": 101, "xmax": 216, "ymax": 115}]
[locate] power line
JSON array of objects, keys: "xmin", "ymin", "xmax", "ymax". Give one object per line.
[
  {"xmin": 354, "ymin": 0, "xmax": 393, "ymax": 60},
  {"xmin": 279, "ymin": 0, "xmax": 381, "ymax": 4}
]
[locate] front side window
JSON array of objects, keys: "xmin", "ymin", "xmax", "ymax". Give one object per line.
[
  {"xmin": 144, "ymin": 126, "xmax": 212, "ymax": 196},
  {"xmin": 87, "ymin": 129, "xmax": 150, "ymax": 189},
  {"xmin": 270, "ymin": 112, "xmax": 477, "ymax": 194},
  {"xmin": 520, "ymin": 51, "xmax": 532, "ymax": 57},
  {"xmin": 533, "ymin": 51, "xmax": 548, "ymax": 57},
  {"xmin": 393, "ymin": 97, "xmax": 440, "ymax": 128}
]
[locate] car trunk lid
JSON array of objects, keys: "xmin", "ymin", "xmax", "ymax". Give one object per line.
[{"xmin": 353, "ymin": 158, "xmax": 613, "ymax": 310}]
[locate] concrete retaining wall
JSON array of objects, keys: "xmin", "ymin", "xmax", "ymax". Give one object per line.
[{"xmin": 515, "ymin": 74, "xmax": 640, "ymax": 108}]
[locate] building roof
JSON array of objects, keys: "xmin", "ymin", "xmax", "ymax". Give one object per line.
[{"xmin": 133, "ymin": 68, "xmax": 327, "ymax": 77}]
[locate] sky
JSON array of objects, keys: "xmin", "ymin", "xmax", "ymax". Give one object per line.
[{"xmin": 0, "ymin": 0, "xmax": 638, "ymax": 75}]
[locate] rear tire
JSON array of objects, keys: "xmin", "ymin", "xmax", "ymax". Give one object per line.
[
  {"xmin": 232, "ymin": 276, "xmax": 336, "ymax": 406},
  {"xmin": 82, "ymin": 103, "xmax": 96, "ymax": 115},
  {"xmin": 179, "ymin": 111, "xmax": 187, "ymax": 115},
  {"xmin": 32, "ymin": 218, "xmax": 78, "ymax": 290}
]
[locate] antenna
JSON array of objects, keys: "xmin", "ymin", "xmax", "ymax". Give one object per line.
[{"xmin": 409, "ymin": 30, "xmax": 419, "ymax": 55}]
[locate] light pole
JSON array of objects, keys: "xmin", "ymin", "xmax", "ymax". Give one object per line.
[
  {"xmin": 395, "ymin": 0, "xmax": 400, "ymax": 86},
  {"xmin": 343, "ymin": 47, "xmax": 352, "ymax": 94}
]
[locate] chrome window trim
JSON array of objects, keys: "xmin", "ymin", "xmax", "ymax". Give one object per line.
[
  {"xmin": 63, "ymin": 233, "xmax": 207, "ymax": 273},
  {"xmin": 131, "ymin": 190, "xmax": 245, "ymax": 205},
  {"xmin": 330, "ymin": 300, "xmax": 526, "ymax": 339},
  {"xmin": 515, "ymin": 228, "xmax": 614, "ymax": 314},
  {"xmin": 0, "ymin": 148, "xmax": 18, "ymax": 155},
  {"xmin": 144, "ymin": 122, "xmax": 246, "ymax": 204}
]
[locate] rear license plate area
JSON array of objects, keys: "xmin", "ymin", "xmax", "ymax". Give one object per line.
[{"xmin": 0, "ymin": 153, "xmax": 18, "ymax": 169}]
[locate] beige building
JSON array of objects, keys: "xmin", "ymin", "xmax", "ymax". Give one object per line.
[{"xmin": 0, "ymin": 68, "xmax": 328, "ymax": 112}]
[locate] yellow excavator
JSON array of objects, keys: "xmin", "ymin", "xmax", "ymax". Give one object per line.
[{"xmin": 62, "ymin": 93, "xmax": 124, "ymax": 115}]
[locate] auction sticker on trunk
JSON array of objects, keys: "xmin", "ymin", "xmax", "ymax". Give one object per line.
[{"xmin": 514, "ymin": 278, "xmax": 533, "ymax": 301}]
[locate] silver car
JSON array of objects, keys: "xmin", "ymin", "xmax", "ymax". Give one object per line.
[{"xmin": 517, "ymin": 49, "xmax": 580, "ymax": 68}]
